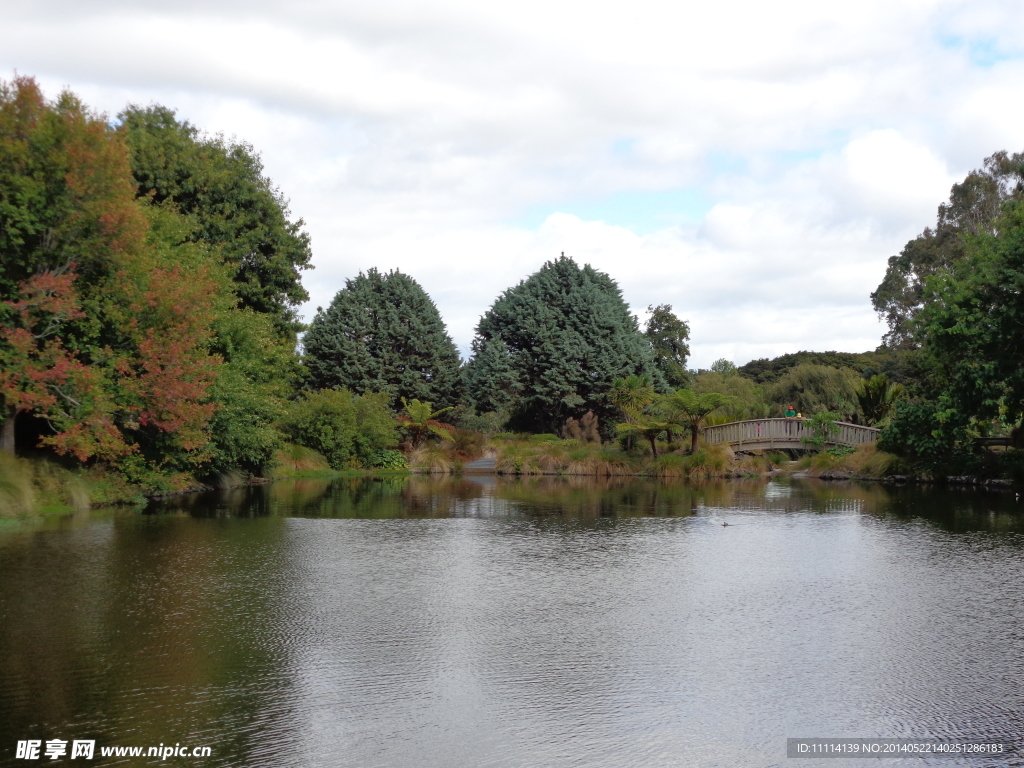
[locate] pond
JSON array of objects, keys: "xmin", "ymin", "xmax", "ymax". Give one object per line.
[{"xmin": 1, "ymin": 476, "xmax": 1023, "ymax": 767}]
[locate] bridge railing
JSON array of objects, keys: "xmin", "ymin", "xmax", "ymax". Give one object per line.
[{"xmin": 702, "ymin": 418, "xmax": 880, "ymax": 449}]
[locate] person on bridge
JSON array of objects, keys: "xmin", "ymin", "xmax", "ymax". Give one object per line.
[{"xmin": 784, "ymin": 405, "xmax": 797, "ymax": 418}]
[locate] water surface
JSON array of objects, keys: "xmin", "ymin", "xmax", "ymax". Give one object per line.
[{"xmin": 1, "ymin": 476, "xmax": 1023, "ymax": 767}]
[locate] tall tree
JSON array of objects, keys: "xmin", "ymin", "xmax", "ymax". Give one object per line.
[
  {"xmin": 466, "ymin": 255, "xmax": 656, "ymax": 433},
  {"xmin": 0, "ymin": 79, "xmax": 225, "ymax": 470},
  {"xmin": 0, "ymin": 77, "xmax": 145, "ymax": 454},
  {"xmin": 912, "ymin": 198, "xmax": 1024, "ymax": 434},
  {"xmin": 644, "ymin": 304, "xmax": 690, "ymax": 388},
  {"xmin": 303, "ymin": 269, "xmax": 464, "ymax": 408},
  {"xmin": 871, "ymin": 150, "xmax": 1024, "ymax": 348},
  {"xmin": 118, "ymin": 105, "xmax": 313, "ymax": 335}
]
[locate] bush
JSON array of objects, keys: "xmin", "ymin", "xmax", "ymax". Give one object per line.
[
  {"xmin": 372, "ymin": 449, "xmax": 409, "ymax": 470},
  {"xmin": 878, "ymin": 401, "xmax": 969, "ymax": 471},
  {"xmin": 283, "ymin": 389, "xmax": 399, "ymax": 470}
]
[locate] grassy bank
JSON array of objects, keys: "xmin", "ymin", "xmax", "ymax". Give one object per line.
[
  {"xmin": 802, "ymin": 443, "xmax": 900, "ymax": 480},
  {"xmin": 409, "ymin": 434, "xmax": 780, "ymax": 478},
  {"xmin": 802, "ymin": 442, "xmax": 1024, "ymax": 484},
  {"xmin": 0, "ymin": 454, "xmax": 148, "ymax": 517}
]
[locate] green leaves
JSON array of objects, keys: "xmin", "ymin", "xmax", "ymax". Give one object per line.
[
  {"xmin": 856, "ymin": 374, "xmax": 903, "ymax": 426},
  {"xmin": 608, "ymin": 374, "xmax": 655, "ymax": 416},
  {"xmin": 283, "ymin": 389, "xmax": 399, "ymax": 469},
  {"xmin": 398, "ymin": 397, "xmax": 455, "ymax": 447},
  {"xmin": 801, "ymin": 411, "xmax": 842, "ymax": 448},
  {"xmin": 644, "ymin": 304, "xmax": 690, "ymax": 388},
  {"xmin": 660, "ymin": 389, "xmax": 735, "ymax": 452},
  {"xmin": 119, "ymin": 105, "xmax": 312, "ymax": 335},
  {"xmin": 467, "ymin": 255, "xmax": 656, "ymax": 433},
  {"xmin": 303, "ymin": 269, "xmax": 464, "ymax": 409}
]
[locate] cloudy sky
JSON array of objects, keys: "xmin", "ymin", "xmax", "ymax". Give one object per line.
[{"xmin": 4, "ymin": 0, "xmax": 1024, "ymax": 366}]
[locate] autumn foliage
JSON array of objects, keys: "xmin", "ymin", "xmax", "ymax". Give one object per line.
[{"xmin": 0, "ymin": 76, "xmax": 221, "ymax": 473}]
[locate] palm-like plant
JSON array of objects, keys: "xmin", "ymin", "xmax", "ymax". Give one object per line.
[
  {"xmin": 608, "ymin": 374, "xmax": 655, "ymax": 422},
  {"xmin": 398, "ymin": 398, "xmax": 456, "ymax": 447},
  {"xmin": 615, "ymin": 406, "xmax": 675, "ymax": 457},
  {"xmin": 856, "ymin": 374, "xmax": 904, "ymax": 426},
  {"xmin": 663, "ymin": 390, "xmax": 735, "ymax": 452}
]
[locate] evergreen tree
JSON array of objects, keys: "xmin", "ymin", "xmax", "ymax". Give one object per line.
[
  {"xmin": 466, "ymin": 255, "xmax": 655, "ymax": 433},
  {"xmin": 462, "ymin": 338, "xmax": 521, "ymax": 414},
  {"xmin": 303, "ymin": 269, "xmax": 464, "ymax": 408}
]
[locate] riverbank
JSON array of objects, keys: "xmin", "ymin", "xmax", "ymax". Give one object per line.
[
  {"xmin": 800, "ymin": 442, "xmax": 1024, "ymax": 488},
  {"xmin": 0, "ymin": 444, "xmax": 417, "ymax": 519}
]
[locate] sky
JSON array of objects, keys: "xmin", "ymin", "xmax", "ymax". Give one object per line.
[{"xmin": 4, "ymin": 0, "xmax": 1024, "ymax": 367}]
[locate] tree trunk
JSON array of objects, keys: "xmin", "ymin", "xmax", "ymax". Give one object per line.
[
  {"xmin": 1, "ymin": 409, "xmax": 15, "ymax": 455},
  {"xmin": 690, "ymin": 425, "xmax": 699, "ymax": 453},
  {"xmin": 648, "ymin": 434, "xmax": 658, "ymax": 458}
]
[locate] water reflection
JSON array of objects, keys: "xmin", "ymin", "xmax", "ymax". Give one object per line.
[
  {"xmin": 2, "ymin": 477, "xmax": 1023, "ymax": 767},
  {"xmin": 148, "ymin": 475, "xmax": 1024, "ymax": 534}
]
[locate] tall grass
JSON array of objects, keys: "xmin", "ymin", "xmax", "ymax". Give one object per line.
[
  {"xmin": 409, "ymin": 444, "xmax": 457, "ymax": 474},
  {"xmin": 484, "ymin": 436, "xmax": 773, "ymax": 478},
  {"xmin": 271, "ymin": 443, "xmax": 333, "ymax": 475},
  {"xmin": 0, "ymin": 454, "xmax": 139, "ymax": 517},
  {"xmin": 807, "ymin": 443, "xmax": 899, "ymax": 478}
]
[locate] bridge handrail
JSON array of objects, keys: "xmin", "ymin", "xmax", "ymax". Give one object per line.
[{"xmin": 702, "ymin": 418, "xmax": 880, "ymax": 448}]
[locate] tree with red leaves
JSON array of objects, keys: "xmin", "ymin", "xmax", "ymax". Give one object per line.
[{"xmin": 0, "ymin": 76, "xmax": 222, "ymax": 471}]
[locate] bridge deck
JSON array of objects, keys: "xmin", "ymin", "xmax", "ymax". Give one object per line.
[{"xmin": 703, "ymin": 418, "xmax": 879, "ymax": 451}]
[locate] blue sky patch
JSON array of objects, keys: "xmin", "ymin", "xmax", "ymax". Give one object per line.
[{"xmin": 514, "ymin": 187, "xmax": 712, "ymax": 235}]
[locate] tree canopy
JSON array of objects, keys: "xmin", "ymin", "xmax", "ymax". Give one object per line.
[
  {"xmin": 913, "ymin": 197, "xmax": 1024, "ymax": 430},
  {"xmin": 644, "ymin": 304, "xmax": 690, "ymax": 388},
  {"xmin": 871, "ymin": 150, "xmax": 1024, "ymax": 349},
  {"xmin": 303, "ymin": 268, "xmax": 464, "ymax": 409},
  {"xmin": 119, "ymin": 105, "xmax": 313, "ymax": 335},
  {"xmin": 0, "ymin": 77, "xmax": 222, "ymax": 471},
  {"xmin": 767, "ymin": 364, "xmax": 859, "ymax": 420},
  {"xmin": 465, "ymin": 255, "xmax": 656, "ymax": 433}
]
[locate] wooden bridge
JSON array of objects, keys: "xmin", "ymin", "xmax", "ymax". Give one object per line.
[{"xmin": 702, "ymin": 418, "xmax": 879, "ymax": 452}]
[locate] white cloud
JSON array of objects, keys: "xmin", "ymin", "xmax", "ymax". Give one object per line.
[{"xmin": 4, "ymin": 0, "xmax": 1024, "ymax": 368}]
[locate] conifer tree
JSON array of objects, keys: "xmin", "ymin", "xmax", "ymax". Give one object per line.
[
  {"xmin": 303, "ymin": 269, "xmax": 464, "ymax": 408},
  {"xmin": 466, "ymin": 255, "xmax": 655, "ymax": 433}
]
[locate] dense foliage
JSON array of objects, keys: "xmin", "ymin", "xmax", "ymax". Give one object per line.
[
  {"xmin": 871, "ymin": 151, "xmax": 1024, "ymax": 349},
  {"xmin": 870, "ymin": 150, "xmax": 1024, "ymax": 473},
  {"xmin": 119, "ymin": 105, "xmax": 313, "ymax": 335},
  {"xmin": 0, "ymin": 77, "xmax": 223, "ymax": 483},
  {"xmin": 303, "ymin": 268, "xmax": 464, "ymax": 409},
  {"xmin": 282, "ymin": 389, "xmax": 398, "ymax": 470},
  {"xmin": 465, "ymin": 255, "xmax": 657, "ymax": 433},
  {"xmin": 644, "ymin": 304, "xmax": 690, "ymax": 388}
]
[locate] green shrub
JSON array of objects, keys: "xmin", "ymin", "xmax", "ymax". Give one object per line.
[
  {"xmin": 283, "ymin": 389, "xmax": 399, "ymax": 469},
  {"xmin": 878, "ymin": 401, "xmax": 970, "ymax": 471},
  {"xmin": 529, "ymin": 433, "xmax": 561, "ymax": 443},
  {"xmin": 827, "ymin": 445, "xmax": 857, "ymax": 458},
  {"xmin": 372, "ymin": 449, "xmax": 409, "ymax": 470}
]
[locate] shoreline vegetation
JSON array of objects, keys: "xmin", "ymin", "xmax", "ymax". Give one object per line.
[
  {"xmin": 3, "ymin": 75, "xmax": 1024, "ymax": 520},
  {"xmin": 3, "ymin": 439, "xmax": 1017, "ymax": 519}
]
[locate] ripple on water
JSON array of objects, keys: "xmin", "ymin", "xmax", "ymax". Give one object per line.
[{"xmin": 1, "ymin": 478, "xmax": 1023, "ymax": 768}]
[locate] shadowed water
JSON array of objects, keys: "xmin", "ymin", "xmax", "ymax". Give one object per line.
[{"xmin": 1, "ymin": 476, "xmax": 1023, "ymax": 767}]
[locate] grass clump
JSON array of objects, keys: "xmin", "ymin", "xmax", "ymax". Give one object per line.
[
  {"xmin": 807, "ymin": 443, "xmax": 899, "ymax": 478},
  {"xmin": 270, "ymin": 443, "xmax": 333, "ymax": 476}
]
